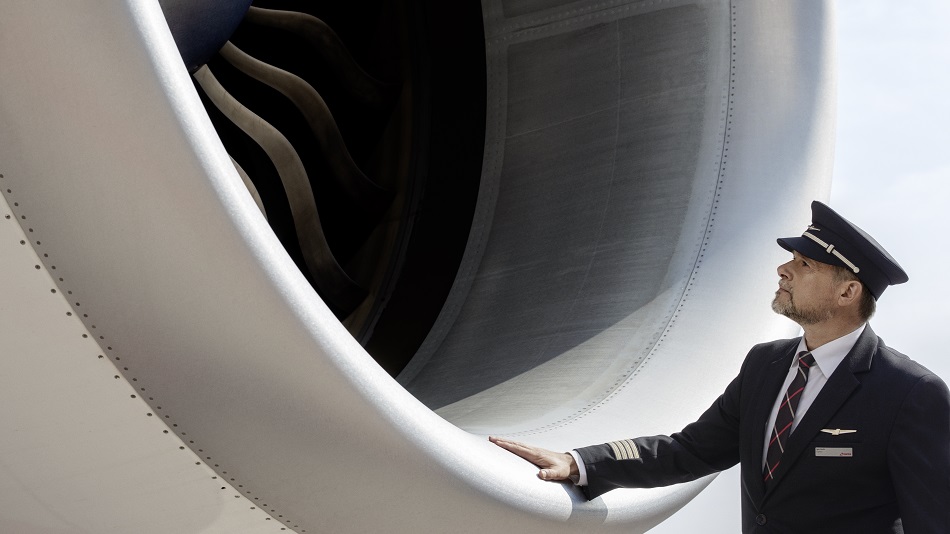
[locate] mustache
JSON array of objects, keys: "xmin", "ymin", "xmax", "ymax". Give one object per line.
[{"xmin": 778, "ymin": 281, "xmax": 791, "ymax": 292}]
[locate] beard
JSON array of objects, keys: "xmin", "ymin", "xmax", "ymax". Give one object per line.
[{"xmin": 771, "ymin": 291, "xmax": 833, "ymax": 326}]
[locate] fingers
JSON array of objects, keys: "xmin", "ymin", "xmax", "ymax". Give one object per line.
[
  {"xmin": 489, "ymin": 436, "xmax": 573, "ymax": 481},
  {"xmin": 488, "ymin": 436, "xmax": 533, "ymax": 456},
  {"xmin": 488, "ymin": 436, "xmax": 548, "ymax": 467}
]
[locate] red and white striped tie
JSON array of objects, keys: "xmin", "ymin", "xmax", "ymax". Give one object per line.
[{"xmin": 763, "ymin": 351, "xmax": 815, "ymax": 485}]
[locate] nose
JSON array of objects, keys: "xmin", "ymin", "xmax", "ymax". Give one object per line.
[{"xmin": 777, "ymin": 260, "xmax": 792, "ymax": 280}]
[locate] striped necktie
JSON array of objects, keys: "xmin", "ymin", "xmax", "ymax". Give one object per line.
[{"xmin": 763, "ymin": 351, "xmax": 815, "ymax": 485}]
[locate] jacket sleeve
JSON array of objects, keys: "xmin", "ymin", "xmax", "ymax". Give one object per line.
[
  {"xmin": 575, "ymin": 359, "xmax": 748, "ymax": 500},
  {"xmin": 887, "ymin": 373, "xmax": 950, "ymax": 533}
]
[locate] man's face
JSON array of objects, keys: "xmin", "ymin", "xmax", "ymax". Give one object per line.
[{"xmin": 771, "ymin": 250, "xmax": 840, "ymax": 325}]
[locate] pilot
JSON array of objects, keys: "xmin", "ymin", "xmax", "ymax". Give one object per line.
[{"xmin": 492, "ymin": 201, "xmax": 950, "ymax": 533}]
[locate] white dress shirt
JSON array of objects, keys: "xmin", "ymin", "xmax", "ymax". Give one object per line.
[{"xmin": 569, "ymin": 324, "xmax": 866, "ymax": 487}]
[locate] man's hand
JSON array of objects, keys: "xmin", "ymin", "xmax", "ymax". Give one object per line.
[{"xmin": 489, "ymin": 436, "xmax": 579, "ymax": 481}]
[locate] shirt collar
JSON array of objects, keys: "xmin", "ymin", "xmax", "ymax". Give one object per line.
[{"xmin": 793, "ymin": 323, "xmax": 866, "ymax": 380}]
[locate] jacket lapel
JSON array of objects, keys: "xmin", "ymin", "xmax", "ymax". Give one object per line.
[
  {"xmin": 762, "ymin": 326, "xmax": 878, "ymax": 498},
  {"xmin": 744, "ymin": 341, "xmax": 800, "ymax": 502}
]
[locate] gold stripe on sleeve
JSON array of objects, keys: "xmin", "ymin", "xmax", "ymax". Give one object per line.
[
  {"xmin": 608, "ymin": 441, "xmax": 625, "ymax": 459},
  {"xmin": 607, "ymin": 439, "xmax": 640, "ymax": 460}
]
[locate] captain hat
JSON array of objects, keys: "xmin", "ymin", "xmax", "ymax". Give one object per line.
[{"xmin": 776, "ymin": 201, "xmax": 908, "ymax": 300}]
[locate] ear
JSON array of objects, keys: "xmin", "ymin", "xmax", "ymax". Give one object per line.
[{"xmin": 836, "ymin": 280, "xmax": 862, "ymax": 308}]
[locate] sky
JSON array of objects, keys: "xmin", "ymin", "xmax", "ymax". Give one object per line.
[{"xmin": 649, "ymin": 1, "xmax": 950, "ymax": 532}]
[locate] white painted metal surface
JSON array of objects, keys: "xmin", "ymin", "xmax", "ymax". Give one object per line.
[{"xmin": 0, "ymin": 0, "xmax": 835, "ymax": 532}]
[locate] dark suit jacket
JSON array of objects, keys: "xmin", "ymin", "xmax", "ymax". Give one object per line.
[{"xmin": 575, "ymin": 326, "xmax": 950, "ymax": 533}]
